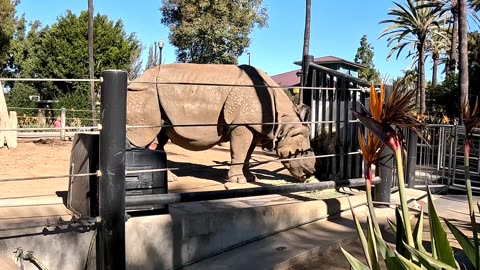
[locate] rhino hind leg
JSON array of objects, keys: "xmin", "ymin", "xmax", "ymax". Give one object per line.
[
  {"xmin": 243, "ymin": 142, "xmax": 257, "ymax": 182},
  {"xmin": 155, "ymin": 129, "xmax": 178, "ymax": 182},
  {"xmin": 227, "ymin": 126, "xmax": 256, "ymax": 184}
]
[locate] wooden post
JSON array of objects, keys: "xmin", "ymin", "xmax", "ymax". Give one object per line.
[
  {"xmin": 6, "ymin": 111, "xmax": 17, "ymax": 148},
  {"xmin": 61, "ymin": 108, "xmax": 66, "ymax": 140},
  {"xmin": 0, "ymin": 83, "xmax": 9, "ymax": 147}
]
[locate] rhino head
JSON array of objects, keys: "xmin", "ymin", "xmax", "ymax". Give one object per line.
[{"xmin": 276, "ymin": 104, "xmax": 316, "ymax": 182}]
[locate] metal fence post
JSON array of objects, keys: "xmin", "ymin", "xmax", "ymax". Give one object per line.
[
  {"xmin": 406, "ymin": 130, "xmax": 418, "ymax": 188},
  {"xmin": 60, "ymin": 108, "xmax": 66, "ymax": 140},
  {"xmin": 96, "ymin": 70, "xmax": 127, "ymax": 270},
  {"xmin": 374, "ymin": 84, "xmax": 393, "ymax": 205}
]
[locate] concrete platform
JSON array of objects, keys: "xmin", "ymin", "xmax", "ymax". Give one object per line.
[
  {"xmin": 0, "ymin": 187, "xmax": 462, "ymax": 270},
  {"xmin": 0, "ymin": 189, "xmax": 365, "ymax": 270}
]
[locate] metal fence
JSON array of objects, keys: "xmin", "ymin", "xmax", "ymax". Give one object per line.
[
  {"xmin": 9, "ymin": 107, "xmax": 99, "ymax": 139},
  {"xmin": 414, "ymin": 124, "xmax": 455, "ymax": 188},
  {"xmin": 0, "ymin": 67, "xmax": 382, "ymax": 270}
]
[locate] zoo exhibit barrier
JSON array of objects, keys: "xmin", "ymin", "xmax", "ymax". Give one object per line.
[
  {"xmin": 125, "ymin": 177, "xmax": 381, "ymax": 207},
  {"xmin": 92, "ymin": 70, "xmax": 386, "ymax": 270},
  {"xmin": 384, "ymin": 124, "xmax": 457, "ymax": 193},
  {"xmin": 0, "ymin": 70, "xmax": 383, "ymax": 270}
]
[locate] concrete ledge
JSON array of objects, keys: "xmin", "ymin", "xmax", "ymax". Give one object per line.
[
  {"xmin": 125, "ymin": 193, "xmax": 367, "ymax": 270},
  {"xmin": 0, "ymin": 193, "xmax": 366, "ymax": 270}
]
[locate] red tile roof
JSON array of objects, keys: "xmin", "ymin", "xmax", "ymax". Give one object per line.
[
  {"xmin": 271, "ymin": 56, "xmax": 365, "ymax": 87},
  {"xmin": 312, "ymin": 55, "xmax": 365, "ymax": 70},
  {"xmin": 271, "ymin": 70, "xmax": 301, "ymax": 87}
]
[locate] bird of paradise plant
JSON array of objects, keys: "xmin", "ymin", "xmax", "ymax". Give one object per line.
[
  {"xmin": 352, "ymin": 81, "xmax": 424, "ymax": 248},
  {"xmin": 357, "ymin": 83, "xmax": 386, "ymax": 235},
  {"xmin": 343, "ymin": 81, "xmax": 459, "ymax": 269}
]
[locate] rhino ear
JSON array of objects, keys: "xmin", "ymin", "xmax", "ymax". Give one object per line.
[{"xmin": 296, "ymin": 104, "xmax": 310, "ymax": 123}]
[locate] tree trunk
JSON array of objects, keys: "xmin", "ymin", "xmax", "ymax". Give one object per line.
[
  {"xmin": 432, "ymin": 53, "xmax": 438, "ymax": 87},
  {"xmin": 459, "ymin": 0, "xmax": 469, "ymax": 122},
  {"xmin": 299, "ymin": 0, "xmax": 311, "ymax": 105},
  {"xmin": 418, "ymin": 40, "xmax": 426, "ymax": 114},
  {"xmin": 88, "ymin": 0, "xmax": 96, "ymax": 124},
  {"xmin": 448, "ymin": 7, "xmax": 459, "ymax": 76}
]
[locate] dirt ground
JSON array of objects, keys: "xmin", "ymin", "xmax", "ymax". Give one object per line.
[{"xmin": 0, "ymin": 139, "xmax": 335, "ymax": 202}]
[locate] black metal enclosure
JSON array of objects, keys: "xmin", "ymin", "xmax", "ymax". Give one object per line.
[
  {"xmin": 87, "ymin": 64, "xmax": 392, "ymax": 270},
  {"xmin": 68, "ymin": 133, "xmax": 168, "ymax": 217}
]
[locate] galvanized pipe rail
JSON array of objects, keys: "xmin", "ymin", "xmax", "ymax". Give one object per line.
[{"xmin": 125, "ymin": 177, "xmax": 380, "ymax": 207}]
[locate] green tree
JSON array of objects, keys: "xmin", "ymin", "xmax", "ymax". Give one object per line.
[
  {"xmin": 145, "ymin": 44, "xmax": 157, "ymax": 70},
  {"xmin": 426, "ymin": 27, "xmax": 449, "ymax": 86},
  {"xmin": 31, "ymin": 11, "xmax": 141, "ymax": 100},
  {"xmin": 160, "ymin": 0, "xmax": 268, "ymax": 64},
  {"xmin": 354, "ymin": 35, "xmax": 381, "ymax": 83},
  {"xmin": 380, "ymin": 0, "xmax": 444, "ymax": 114},
  {"xmin": 88, "ymin": 0, "xmax": 95, "ymax": 122},
  {"xmin": 428, "ymin": 0, "xmax": 480, "ymax": 76},
  {"xmin": 0, "ymin": 0, "xmax": 18, "ymax": 64},
  {"xmin": 468, "ymin": 31, "xmax": 480, "ymax": 98}
]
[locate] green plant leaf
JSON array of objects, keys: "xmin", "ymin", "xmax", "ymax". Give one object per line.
[
  {"xmin": 388, "ymin": 218, "xmax": 397, "ymax": 234},
  {"xmin": 395, "ymin": 207, "xmax": 409, "ymax": 258},
  {"xmin": 341, "ymin": 247, "xmax": 371, "ymax": 270},
  {"xmin": 367, "ymin": 216, "xmax": 381, "ymax": 270},
  {"xmin": 374, "ymin": 228, "xmax": 405, "ymax": 269},
  {"xmin": 427, "ymin": 188, "xmax": 456, "ymax": 267},
  {"xmin": 349, "ymin": 199, "xmax": 372, "ymax": 268},
  {"xmin": 394, "ymin": 250, "xmax": 422, "ymax": 270},
  {"xmin": 404, "ymin": 242, "xmax": 457, "ymax": 270},
  {"xmin": 412, "ymin": 208, "xmax": 426, "ymax": 253},
  {"xmin": 444, "ymin": 219, "xmax": 476, "ymax": 267}
]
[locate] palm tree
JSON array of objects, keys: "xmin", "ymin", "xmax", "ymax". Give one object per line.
[
  {"xmin": 428, "ymin": 0, "xmax": 480, "ymax": 77},
  {"xmin": 425, "ymin": 26, "xmax": 450, "ymax": 86},
  {"xmin": 299, "ymin": 0, "xmax": 311, "ymax": 106},
  {"xmin": 459, "ymin": 0, "xmax": 469, "ymax": 122},
  {"xmin": 380, "ymin": 0, "xmax": 444, "ymax": 114},
  {"xmin": 405, "ymin": 26, "xmax": 449, "ymax": 88},
  {"xmin": 88, "ymin": 0, "xmax": 95, "ymax": 123}
]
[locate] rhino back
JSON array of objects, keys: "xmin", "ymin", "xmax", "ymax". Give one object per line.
[{"xmin": 156, "ymin": 63, "xmax": 243, "ymax": 143}]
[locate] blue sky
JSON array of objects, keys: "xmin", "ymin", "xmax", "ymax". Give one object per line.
[{"xmin": 15, "ymin": 0, "xmax": 433, "ymax": 81}]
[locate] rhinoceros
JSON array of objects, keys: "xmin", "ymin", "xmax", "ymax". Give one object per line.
[{"xmin": 126, "ymin": 63, "xmax": 316, "ymax": 183}]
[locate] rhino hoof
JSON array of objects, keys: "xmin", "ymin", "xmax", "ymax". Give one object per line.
[{"xmin": 227, "ymin": 175, "xmax": 247, "ymax": 184}]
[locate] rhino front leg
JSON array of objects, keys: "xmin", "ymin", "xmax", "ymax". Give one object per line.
[{"xmin": 228, "ymin": 126, "xmax": 256, "ymax": 184}]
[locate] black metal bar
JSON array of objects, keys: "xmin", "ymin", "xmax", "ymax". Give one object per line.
[
  {"xmin": 374, "ymin": 84, "xmax": 394, "ymax": 204},
  {"xmin": 97, "ymin": 70, "xmax": 127, "ymax": 270},
  {"xmin": 406, "ymin": 129, "xmax": 418, "ymax": 188},
  {"xmin": 125, "ymin": 177, "xmax": 380, "ymax": 207}
]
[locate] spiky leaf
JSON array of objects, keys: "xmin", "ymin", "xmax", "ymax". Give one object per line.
[
  {"xmin": 444, "ymin": 219, "xmax": 477, "ymax": 267},
  {"xmin": 373, "ymin": 227, "xmax": 405, "ymax": 269},
  {"xmin": 388, "ymin": 218, "xmax": 397, "ymax": 234},
  {"xmin": 367, "ymin": 216, "xmax": 381, "ymax": 270},
  {"xmin": 404, "ymin": 243, "xmax": 457, "ymax": 270},
  {"xmin": 394, "ymin": 250, "xmax": 423, "ymax": 270},
  {"xmin": 341, "ymin": 247, "xmax": 371, "ymax": 270},
  {"xmin": 395, "ymin": 207, "xmax": 409, "ymax": 258},
  {"xmin": 349, "ymin": 200, "xmax": 372, "ymax": 268},
  {"xmin": 427, "ymin": 189, "xmax": 456, "ymax": 267},
  {"xmin": 413, "ymin": 208, "xmax": 426, "ymax": 253}
]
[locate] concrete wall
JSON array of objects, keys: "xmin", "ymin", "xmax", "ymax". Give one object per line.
[{"xmin": 0, "ymin": 194, "xmax": 365, "ymax": 270}]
